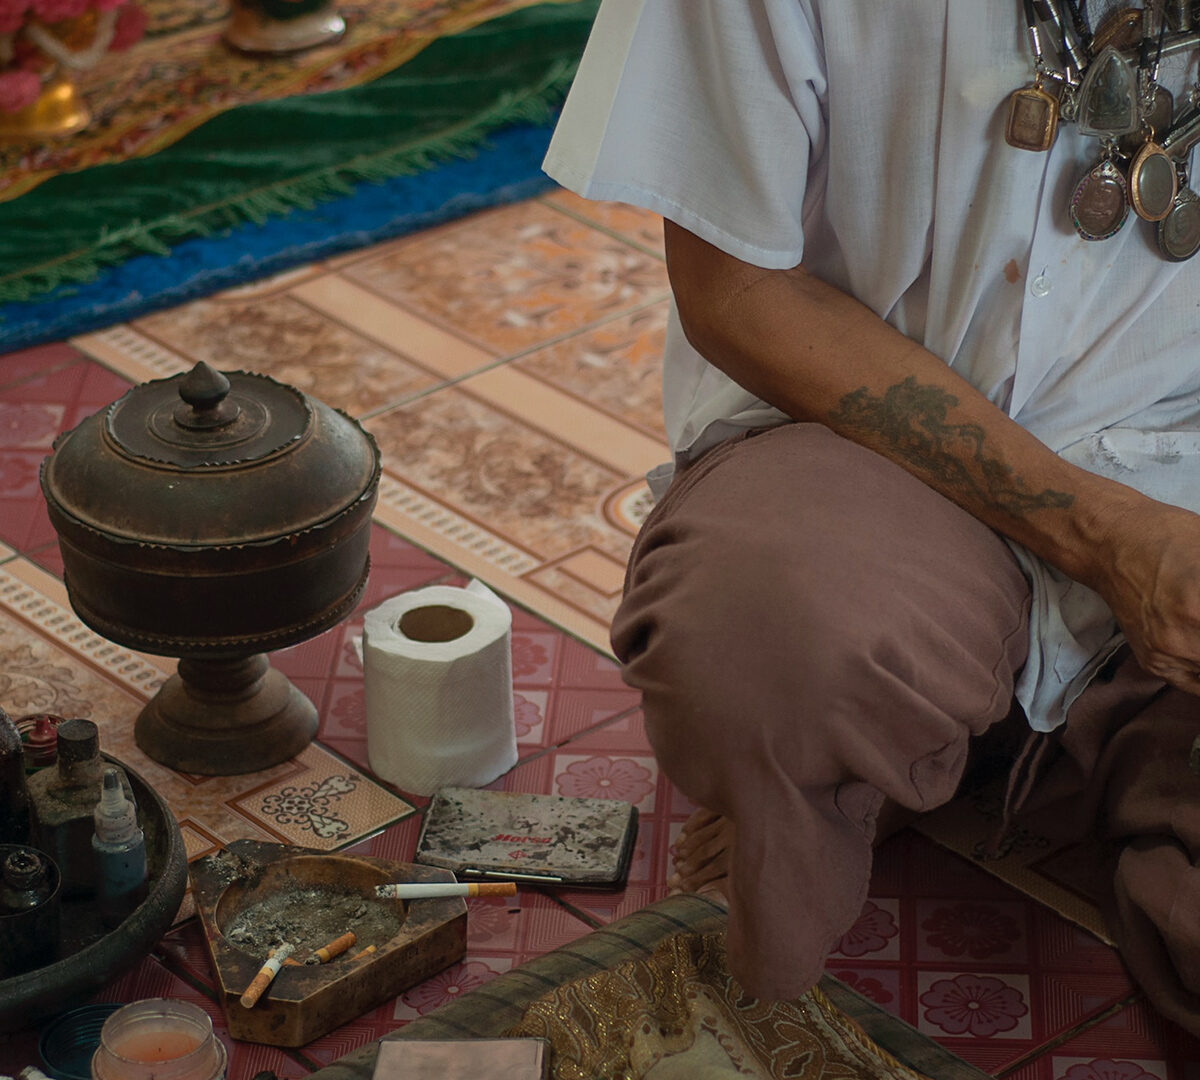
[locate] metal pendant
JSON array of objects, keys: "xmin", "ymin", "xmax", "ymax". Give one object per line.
[
  {"xmin": 1157, "ymin": 187, "xmax": 1200, "ymax": 260},
  {"xmin": 1070, "ymin": 157, "xmax": 1130, "ymax": 240},
  {"xmin": 1006, "ymin": 78, "xmax": 1059, "ymax": 151},
  {"xmin": 1090, "ymin": 8, "xmax": 1143, "ymax": 54},
  {"xmin": 1120, "ymin": 84, "xmax": 1174, "ymax": 156},
  {"xmin": 1077, "ymin": 45, "xmax": 1140, "ymax": 138},
  {"xmin": 1129, "ymin": 140, "xmax": 1179, "ymax": 221}
]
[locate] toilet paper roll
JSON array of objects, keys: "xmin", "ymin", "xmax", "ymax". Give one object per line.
[{"xmin": 363, "ymin": 580, "xmax": 517, "ymax": 795}]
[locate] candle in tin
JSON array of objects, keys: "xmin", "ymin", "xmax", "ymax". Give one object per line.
[{"xmin": 90, "ymin": 998, "xmax": 226, "ymax": 1080}]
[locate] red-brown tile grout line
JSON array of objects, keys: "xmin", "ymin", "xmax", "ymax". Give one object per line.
[
  {"xmin": 536, "ymin": 195, "xmax": 667, "ymax": 264},
  {"xmin": 991, "ymin": 990, "xmax": 1142, "ymax": 1077},
  {"xmin": 0, "ymin": 350, "xmax": 92, "ymax": 394},
  {"xmin": 349, "ymin": 291, "xmax": 673, "ymax": 423}
]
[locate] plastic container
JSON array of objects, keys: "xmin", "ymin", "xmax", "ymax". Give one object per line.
[
  {"xmin": 38, "ymin": 1003, "xmax": 122, "ymax": 1080},
  {"xmin": 90, "ymin": 999, "xmax": 226, "ymax": 1080}
]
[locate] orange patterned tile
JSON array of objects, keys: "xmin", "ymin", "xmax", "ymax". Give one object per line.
[
  {"xmin": 339, "ymin": 200, "xmax": 670, "ymax": 354},
  {"xmin": 367, "ymin": 386, "xmax": 631, "ymax": 565},
  {"xmin": 291, "ymin": 274, "xmax": 499, "ymax": 380},
  {"xmin": 514, "ymin": 301, "xmax": 668, "ymax": 441},
  {"xmin": 133, "ymin": 293, "xmax": 441, "ymax": 417}
]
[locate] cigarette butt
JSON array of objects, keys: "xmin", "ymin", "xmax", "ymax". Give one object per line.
[
  {"xmin": 240, "ymin": 943, "xmax": 294, "ymax": 1008},
  {"xmin": 305, "ymin": 931, "xmax": 357, "ymax": 965},
  {"xmin": 282, "ymin": 957, "xmax": 302, "ymax": 967},
  {"xmin": 351, "ymin": 944, "xmax": 378, "ymax": 960},
  {"xmin": 375, "ymin": 881, "xmax": 518, "ymax": 900}
]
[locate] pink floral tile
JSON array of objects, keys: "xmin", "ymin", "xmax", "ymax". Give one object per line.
[
  {"xmin": 915, "ymin": 898, "xmax": 1029, "ymax": 965},
  {"xmin": 830, "ymin": 898, "xmax": 902, "ymax": 962},
  {"xmin": 0, "ymin": 358, "xmax": 132, "ymax": 552},
  {"xmin": 828, "ymin": 966, "xmax": 905, "ymax": 1017},
  {"xmin": 916, "ymin": 970, "xmax": 1034, "ymax": 1042}
]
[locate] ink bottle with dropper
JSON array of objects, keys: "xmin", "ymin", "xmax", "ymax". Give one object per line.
[
  {"xmin": 92, "ymin": 766, "xmax": 147, "ymax": 927},
  {"xmin": 27, "ymin": 718, "xmax": 105, "ymax": 897}
]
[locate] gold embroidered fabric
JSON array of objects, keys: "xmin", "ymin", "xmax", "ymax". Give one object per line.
[{"xmin": 505, "ymin": 932, "xmax": 932, "ymax": 1080}]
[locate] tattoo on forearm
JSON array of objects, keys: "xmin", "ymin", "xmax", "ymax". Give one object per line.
[{"xmin": 830, "ymin": 377, "xmax": 1074, "ymax": 515}]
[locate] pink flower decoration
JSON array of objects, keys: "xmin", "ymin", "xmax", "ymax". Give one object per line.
[
  {"xmin": 831, "ymin": 970, "xmax": 893, "ymax": 1005},
  {"xmin": 466, "ymin": 897, "xmax": 513, "ymax": 943},
  {"xmin": 1061, "ymin": 1062, "xmax": 1159, "ymax": 1080},
  {"xmin": 510, "ymin": 635, "xmax": 550, "ymax": 678},
  {"xmin": 108, "ymin": 0, "xmax": 144, "ymax": 49},
  {"xmin": 30, "ymin": 0, "xmax": 87, "ymax": 22},
  {"xmin": 401, "ymin": 961, "xmax": 497, "ymax": 1014},
  {"xmin": 0, "ymin": 69, "xmax": 40, "ymax": 114},
  {"xmin": 558, "ymin": 756, "xmax": 654, "ymax": 803},
  {"xmin": 512, "ymin": 693, "xmax": 542, "ymax": 738},
  {"xmin": 0, "ymin": 0, "xmax": 29, "ymax": 33},
  {"xmin": 0, "ymin": 403, "xmax": 61, "ymax": 447},
  {"xmin": 329, "ymin": 688, "xmax": 365, "ymax": 735},
  {"xmin": 834, "ymin": 901, "xmax": 898, "ymax": 957},
  {"xmin": 920, "ymin": 974, "xmax": 1027, "ymax": 1037},
  {"xmin": 0, "ymin": 455, "xmax": 39, "ymax": 492},
  {"xmin": 922, "ymin": 902, "xmax": 1020, "ymax": 960}
]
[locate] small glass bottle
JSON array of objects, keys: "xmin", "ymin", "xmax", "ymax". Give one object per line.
[
  {"xmin": 91, "ymin": 999, "xmax": 227, "ymax": 1080},
  {"xmin": 0, "ymin": 709, "xmax": 32, "ymax": 845},
  {"xmin": 92, "ymin": 766, "xmax": 147, "ymax": 927},
  {"xmin": 0, "ymin": 845, "xmax": 60, "ymax": 976},
  {"xmin": 27, "ymin": 718, "xmax": 105, "ymax": 898}
]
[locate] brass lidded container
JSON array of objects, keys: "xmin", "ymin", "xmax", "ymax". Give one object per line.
[{"xmin": 40, "ymin": 362, "xmax": 380, "ymax": 776}]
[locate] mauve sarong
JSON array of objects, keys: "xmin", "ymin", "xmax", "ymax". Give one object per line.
[{"xmin": 612, "ymin": 421, "xmax": 1200, "ymax": 1035}]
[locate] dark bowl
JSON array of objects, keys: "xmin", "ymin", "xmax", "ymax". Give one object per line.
[{"xmin": 0, "ymin": 754, "xmax": 187, "ymax": 1033}]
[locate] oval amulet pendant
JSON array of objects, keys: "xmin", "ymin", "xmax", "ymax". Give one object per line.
[
  {"xmin": 1157, "ymin": 187, "xmax": 1200, "ymax": 261},
  {"xmin": 1129, "ymin": 140, "xmax": 1178, "ymax": 221},
  {"xmin": 1006, "ymin": 78, "xmax": 1059, "ymax": 152},
  {"xmin": 1071, "ymin": 158, "xmax": 1130, "ymax": 240}
]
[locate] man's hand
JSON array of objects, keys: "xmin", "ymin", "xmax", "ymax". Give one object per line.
[
  {"xmin": 1090, "ymin": 500, "xmax": 1200, "ymax": 694},
  {"xmin": 663, "ymin": 219, "xmax": 1200, "ymax": 697}
]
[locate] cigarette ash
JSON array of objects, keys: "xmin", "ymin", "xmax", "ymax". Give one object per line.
[{"xmin": 223, "ymin": 886, "xmax": 402, "ymax": 957}]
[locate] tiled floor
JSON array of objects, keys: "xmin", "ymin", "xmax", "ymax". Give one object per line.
[{"xmin": 1, "ymin": 190, "xmax": 1197, "ymax": 1080}]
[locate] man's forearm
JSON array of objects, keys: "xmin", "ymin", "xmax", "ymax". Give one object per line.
[{"xmin": 663, "ymin": 220, "xmax": 1144, "ymax": 591}]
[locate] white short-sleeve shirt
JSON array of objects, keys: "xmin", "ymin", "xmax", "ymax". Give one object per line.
[{"xmin": 544, "ymin": 0, "xmax": 1200, "ymax": 732}]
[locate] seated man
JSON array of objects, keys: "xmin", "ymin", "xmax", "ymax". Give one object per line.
[{"xmin": 543, "ymin": 0, "xmax": 1200, "ymax": 1034}]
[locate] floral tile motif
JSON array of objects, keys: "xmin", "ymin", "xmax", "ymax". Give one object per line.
[
  {"xmin": 132, "ymin": 291, "xmax": 443, "ymax": 417},
  {"xmin": 232, "ymin": 743, "xmax": 415, "ymax": 850},
  {"xmin": 340, "ymin": 199, "xmax": 670, "ymax": 355},
  {"xmin": 366, "ymin": 386, "xmax": 633, "ymax": 565},
  {"xmin": 915, "ymin": 897, "xmax": 1029, "ymax": 965},
  {"xmin": 830, "ymin": 898, "xmax": 901, "ymax": 962},
  {"xmin": 513, "ymin": 301, "xmax": 669, "ymax": 441},
  {"xmin": 916, "ymin": 970, "xmax": 1033, "ymax": 1042}
]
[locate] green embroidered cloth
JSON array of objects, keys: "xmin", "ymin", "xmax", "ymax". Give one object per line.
[{"xmin": 0, "ymin": 0, "xmax": 596, "ymax": 304}]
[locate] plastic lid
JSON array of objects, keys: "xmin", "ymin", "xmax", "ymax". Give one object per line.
[
  {"xmin": 37, "ymin": 1002, "xmax": 123, "ymax": 1080},
  {"xmin": 93, "ymin": 769, "xmax": 138, "ymax": 845}
]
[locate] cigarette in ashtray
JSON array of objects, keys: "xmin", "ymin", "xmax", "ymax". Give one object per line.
[
  {"xmin": 351, "ymin": 944, "xmax": 378, "ymax": 960},
  {"xmin": 240, "ymin": 942, "xmax": 294, "ymax": 1008},
  {"xmin": 375, "ymin": 881, "xmax": 518, "ymax": 900},
  {"xmin": 306, "ymin": 930, "xmax": 357, "ymax": 965}
]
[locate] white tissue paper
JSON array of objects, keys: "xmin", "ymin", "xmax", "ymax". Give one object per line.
[{"xmin": 363, "ymin": 579, "xmax": 517, "ymax": 795}]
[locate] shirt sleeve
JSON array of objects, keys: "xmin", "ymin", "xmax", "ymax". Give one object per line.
[{"xmin": 543, "ymin": 0, "xmax": 827, "ymax": 270}]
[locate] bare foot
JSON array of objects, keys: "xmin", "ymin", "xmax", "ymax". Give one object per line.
[{"xmin": 667, "ymin": 807, "xmax": 731, "ymax": 905}]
